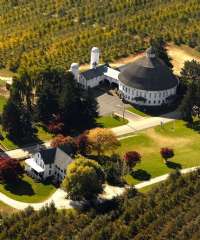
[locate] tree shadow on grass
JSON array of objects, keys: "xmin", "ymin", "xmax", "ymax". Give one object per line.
[
  {"xmin": 132, "ymin": 169, "xmax": 151, "ymax": 181},
  {"xmin": 186, "ymin": 120, "xmax": 200, "ymax": 134},
  {"xmin": 4, "ymin": 178, "xmax": 35, "ymax": 196},
  {"xmin": 166, "ymin": 161, "xmax": 182, "ymax": 170}
]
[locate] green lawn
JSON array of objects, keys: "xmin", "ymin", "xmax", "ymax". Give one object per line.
[
  {"xmin": 36, "ymin": 124, "xmax": 54, "ymax": 142},
  {"xmin": 96, "ymin": 115, "xmax": 128, "ymax": 128},
  {"xmin": 0, "ymin": 175, "xmax": 56, "ymax": 203},
  {"xmin": 116, "ymin": 120, "xmax": 200, "ymax": 185},
  {"xmin": 0, "ymin": 95, "xmax": 7, "ymax": 113},
  {"xmin": 0, "ymin": 124, "xmax": 53, "ymax": 150},
  {"xmin": 127, "ymin": 106, "xmax": 148, "ymax": 117}
]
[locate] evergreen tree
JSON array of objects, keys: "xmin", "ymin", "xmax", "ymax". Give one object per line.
[
  {"xmin": 2, "ymin": 98, "xmax": 34, "ymax": 142},
  {"xmin": 58, "ymin": 72, "xmax": 82, "ymax": 132},
  {"xmin": 2, "ymin": 99, "xmax": 22, "ymax": 140},
  {"xmin": 179, "ymin": 60, "xmax": 200, "ymax": 122},
  {"xmin": 35, "ymin": 66, "xmax": 66, "ymax": 123},
  {"xmin": 80, "ymin": 89, "xmax": 98, "ymax": 129},
  {"xmin": 151, "ymin": 37, "xmax": 173, "ymax": 68}
]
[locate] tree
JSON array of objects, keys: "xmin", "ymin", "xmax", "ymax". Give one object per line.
[
  {"xmin": 35, "ymin": 66, "xmax": 65, "ymax": 123},
  {"xmin": 150, "ymin": 37, "xmax": 173, "ymax": 68},
  {"xmin": 51, "ymin": 135, "xmax": 77, "ymax": 153},
  {"xmin": 2, "ymin": 98, "xmax": 34, "ymax": 142},
  {"xmin": 160, "ymin": 147, "xmax": 174, "ymax": 164},
  {"xmin": 80, "ymin": 89, "xmax": 98, "ymax": 129},
  {"xmin": 0, "ymin": 157, "xmax": 24, "ymax": 182},
  {"xmin": 179, "ymin": 60, "xmax": 200, "ymax": 122},
  {"xmin": 63, "ymin": 156, "xmax": 105, "ymax": 201},
  {"xmin": 180, "ymin": 60, "xmax": 200, "ymax": 86},
  {"xmin": 123, "ymin": 151, "xmax": 141, "ymax": 172},
  {"xmin": 76, "ymin": 133, "xmax": 90, "ymax": 156},
  {"xmin": 87, "ymin": 128, "xmax": 120, "ymax": 156},
  {"xmin": 48, "ymin": 114, "xmax": 64, "ymax": 134},
  {"xmin": 179, "ymin": 84, "xmax": 194, "ymax": 122}
]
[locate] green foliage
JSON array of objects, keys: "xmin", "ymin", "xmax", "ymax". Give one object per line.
[
  {"xmin": 180, "ymin": 60, "xmax": 200, "ymax": 121},
  {"xmin": 151, "ymin": 37, "xmax": 173, "ymax": 68},
  {"xmin": 2, "ymin": 66, "xmax": 98, "ymax": 142},
  {"xmin": 63, "ymin": 156, "xmax": 105, "ymax": 201},
  {"xmin": 2, "ymin": 170, "xmax": 200, "ymax": 239},
  {"xmin": 0, "ymin": 0, "xmax": 199, "ymax": 71},
  {"xmin": 2, "ymin": 98, "xmax": 34, "ymax": 142},
  {"xmin": 35, "ymin": 68, "xmax": 98, "ymax": 133}
]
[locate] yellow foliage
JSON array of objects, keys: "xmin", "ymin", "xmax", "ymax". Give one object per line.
[{"xmin": 87, "ymin": 128, "xmax": 119, "ymax": 156}]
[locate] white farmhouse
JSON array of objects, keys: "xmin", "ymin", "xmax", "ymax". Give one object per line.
[
  {"xmin": 25, "ymin": 146, "xmax": 73, "ymax": 182},
  {"xmin": 70, "ymin": 46, "xmax": 178, "ymax": 107}
]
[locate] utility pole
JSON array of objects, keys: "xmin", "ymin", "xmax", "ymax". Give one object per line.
[{"xmin": 121, "ymin": 93, "xmax": 125, "ymax": 120}]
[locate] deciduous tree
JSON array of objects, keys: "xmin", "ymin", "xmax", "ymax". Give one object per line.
[
  {"xmin": 0, "ymin": 157, "xmax": 24, "ymax": 182},
  {"xmin": 123, "ymin": 151, "xmax": 141, "ymax": 172},
  {"xmin": 63, "ymin": 156, "xmax": 105, "ymax": 201},
  {"xmin": 87, "ymin": 128, "xmax": 120, "ymax": 156},
  {"xmin": 160, "ymin": 147, "xmax": 174, "ymax": 164},
  {"xmin": 76, "ymin": 133, "xmax": 90, "ymax": 156}
]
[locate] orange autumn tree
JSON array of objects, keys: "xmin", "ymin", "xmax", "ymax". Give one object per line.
[
  {"xmin": 51, "ymin": 135, "xmax": 72, "ymax": 148},
  {"xmin": 87, "ymin": 128, "xmax": 120, "ymax": 156}
]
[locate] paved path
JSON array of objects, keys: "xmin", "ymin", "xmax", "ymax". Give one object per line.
[
  {"xmin": 0, "ymin": 166, "xmax": 199, "ymax": 211},
  {"xmin": 112, "ymin": 110, "xmax": 180, "ymax": 137},
  {"xmin": 0, "ymin": 110, "xmax": 179, "ymax": 160},
  {"xmin": 115, "ymin": 109, "xmax": 143, "ymax": 122}
]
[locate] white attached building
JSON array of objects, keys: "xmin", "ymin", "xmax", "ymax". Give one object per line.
[
  {"xmin": 25, "ymin": 146, "xmax": 73, "ymax": 182},
  {"xmin": 70, "ymin": 46, "xmax": 178, "ymax": 107}
]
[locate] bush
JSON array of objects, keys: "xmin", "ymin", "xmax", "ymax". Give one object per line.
[
  {"xmin": 124, "ymin": 151, "xmax": 141, "ymax": 172},
  {"xmin": 160, "ymin": 147, "xmax": 174, "ymax": 163},
  {"xmin": 0, "ymin": 157, "xmax": 24, "ymax": 182}
]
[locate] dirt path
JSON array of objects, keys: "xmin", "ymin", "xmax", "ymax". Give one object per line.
[
  {"xmin": 80, "ymin": 44, "xmax": 200, "ymax": 73},
  {"xmin": 167, "ymin": 44, "xmax": 200, "ymax": 75}
]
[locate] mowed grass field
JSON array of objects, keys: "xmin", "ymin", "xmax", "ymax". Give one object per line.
[
  {"xmin": 0, "ymin": 175, "xmax": 56, "ymax": 203},
  {"xmin": 116, "ymin": 120, "xmax": 200, "ymax": 185},
  {"xmin": 96, "ymin": 115, "xmax": 128, "ymax": 128},
  {"xmin": 0, "ymin": 124, "xmax": 53, "ymax": 150}
]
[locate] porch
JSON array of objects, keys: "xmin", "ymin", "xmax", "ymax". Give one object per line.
[{"xmin": 25, "ymin": 158, "xmax": 45, "ymax": 181}]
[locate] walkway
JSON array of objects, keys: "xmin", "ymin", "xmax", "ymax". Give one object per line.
[
  {"xmin": 0, "ymin": 110, "xmax": 180, "ymax": 160},
  {"xmin": 112, "ymin": 110, "xmax": 180, "ymax": 137},
  {"xmin": 0, "ymin": 166, "xmax": 199, "ymax": 211}
]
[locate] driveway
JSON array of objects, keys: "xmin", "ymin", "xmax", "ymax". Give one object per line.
[
  {"xmin": 95, "ymin": 89, "xmax": 124, "ymax": 116},
  {"xmin": 0, "ymin": 166, "xmax": 199, "ymax": 211},
  {"xmin": 112, "ymin": 110, "xmax": 180, "ymax": 137}
]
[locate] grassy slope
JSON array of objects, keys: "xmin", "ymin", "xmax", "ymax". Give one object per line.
[
  {"xmin": 116, "ymin": 120, "xmax": 200, "ymax": 185},
  {"xmin": 0, "ymin": 124, "xmax": 53, "ymax": 150},
  {"xmin": 127, "ymin": 106, "xmax": 148, "ymax": 117},
  {"xmin": 0, "ymin": 175, "xmax": 56, "ymax": 203},
  {"xmin": 96, "ymin": 115, "xmax": 128, "ymax": 128},
  {"xmin": 0, "ymin": 95, "xmax": 7, "ymax": 113}
]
